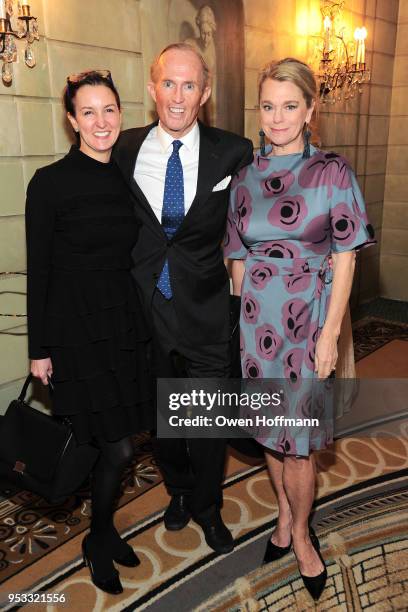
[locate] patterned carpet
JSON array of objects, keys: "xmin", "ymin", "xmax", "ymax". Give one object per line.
[
  {"xmin": 0, "ymin": 315, "xmax": 407, "ymax": 610},
  {"xmin": 1, "ymin": 428, "xmax": 407, "ymax": 611},
  {"xmin": 197, "ymin": 468, "xmax": 408, "ymax": 611},
  {"xmin": 352, "ymin": 317, "xmax": 408, "ymax": 362},
  {"xmin": 0, "ymin": 433, "xmax": 160, "ymax": 583}
]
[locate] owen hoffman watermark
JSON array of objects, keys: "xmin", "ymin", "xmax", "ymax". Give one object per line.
[
  {"xmin": 167, "ymin": 413, "xmax": 320, "ymax": 429},
  {"xmin": 157, "ymin": 377, "xmax": 408, "ymax": 440}
]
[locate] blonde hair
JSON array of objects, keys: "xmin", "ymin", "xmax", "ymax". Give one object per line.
[
  {"xmin": 150, "ymin": 43, "xmax": 210, "ymax": 91},
  {"xmin": 258, "ymin": 57, "xmax": 317, "ymax": 108}
]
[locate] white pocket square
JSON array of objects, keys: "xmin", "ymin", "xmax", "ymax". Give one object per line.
[{"xmin": 212, "ymin": 175, "xmax": 232, "ymax": 191}]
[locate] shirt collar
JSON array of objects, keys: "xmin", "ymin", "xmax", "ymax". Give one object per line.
[{"xmin": 157, "ymin": 121, "xmax": 200, "ymax": 153}]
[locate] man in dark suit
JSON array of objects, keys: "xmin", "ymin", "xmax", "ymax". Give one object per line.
[{"xmin": 114, "ymin": 43, "xmax": 252, "ymax": 553}]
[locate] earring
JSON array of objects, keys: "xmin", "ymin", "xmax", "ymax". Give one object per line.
[
  {"xmin": 259, "ymin": 129, "xmax": 266, "ymax": 156},
  {"xmin": 303, "ymin": 125, "xmax": 311, "ymax": 159}
]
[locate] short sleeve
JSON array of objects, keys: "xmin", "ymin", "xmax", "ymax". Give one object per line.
[
  {"xmin": 330, "ymin": 162, "xmax": 376, "ymax": 253},
  {"xmin": 223, "ymin": 179, "xmax": 249, "ymax": 260}
]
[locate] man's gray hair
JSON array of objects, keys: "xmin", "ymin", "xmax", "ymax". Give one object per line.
[{"xmin": 150, "ymin": 42, "xmax": 211, "ymax": 91}]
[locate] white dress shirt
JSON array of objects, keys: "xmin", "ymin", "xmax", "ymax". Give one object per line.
[{"xmin": 134, "ymin": 122, "xmax": 200, "ymax": 222}]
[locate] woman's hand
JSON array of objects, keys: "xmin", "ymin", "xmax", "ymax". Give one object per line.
[
  {"xmin": 314, "ymin": 330, "xmax": 338, "ymax": 379},
  {"xmin": 31, "ymin": 358, "xmax": 53, "ymax": 385},
  {"xmin": 228, "ymin": 259, "xmax": 245, "ymax": 296},
  {"xmin": 315, "ymin": 250, "xmax": 355, "ymax": 379}
]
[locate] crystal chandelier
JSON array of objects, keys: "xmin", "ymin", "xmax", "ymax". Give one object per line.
[
  {"xmin": 0, "ymin": 0, "xmax": 39, "ymax": 85},
  {"xmin": 313, "ymin": 1, "xmax": 370, "ymax": 104}
]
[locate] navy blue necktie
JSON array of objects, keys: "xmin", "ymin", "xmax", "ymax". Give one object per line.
[{"xmin": 157, "ymin": 140, "xmax": 184, "ymax": 299}]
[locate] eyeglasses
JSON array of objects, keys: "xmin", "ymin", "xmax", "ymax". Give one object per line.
[{"xmin": 66, "ymin": 69, "xmax": 113, "ymax": 86}]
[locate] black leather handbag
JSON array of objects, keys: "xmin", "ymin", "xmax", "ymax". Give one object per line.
[{"xmin": 0, "ymin": 374, "xmax": 99, "ymax": 503}]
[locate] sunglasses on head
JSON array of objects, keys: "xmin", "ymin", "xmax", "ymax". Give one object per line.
[{"xmin": 66, "ymin": 69, "xmax": 113, "ymax": 86}]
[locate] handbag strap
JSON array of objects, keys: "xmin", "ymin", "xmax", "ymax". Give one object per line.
[{"xmin": 18, "ymin": 373, "xmax": 54, "ymax": 401}]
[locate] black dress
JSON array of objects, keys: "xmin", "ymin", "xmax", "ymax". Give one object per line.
[{"xmin": 25, "ymin": 145, "xmax": 152, "ymax": 444}]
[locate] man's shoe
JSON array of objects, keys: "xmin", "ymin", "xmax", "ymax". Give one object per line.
[
  {"xmin": 197, "ymin": 513, "xmax": 234, "ymax": 554},
  {"xmin": 164, "ymin": 494, "xmax": 191, "ymax": 531}
]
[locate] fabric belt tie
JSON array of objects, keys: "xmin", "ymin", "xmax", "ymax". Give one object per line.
[{"xmin": 245, "ymin": 252, "xmax": 332, "ymax": 329}]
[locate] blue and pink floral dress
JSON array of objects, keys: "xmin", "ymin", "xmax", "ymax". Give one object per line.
[{"xmin": 224, "ymin": 145, "xmax": 375, "ymax": 455}]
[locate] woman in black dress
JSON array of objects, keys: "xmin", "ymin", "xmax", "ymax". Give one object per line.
[{"xmin": 26, "ymin": 71, "xmax": 151, "ymax": 595}]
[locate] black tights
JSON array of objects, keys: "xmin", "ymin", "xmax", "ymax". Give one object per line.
[{"xmin": 89, "ymin": 435, "xmax": 134, "ymax": 546}]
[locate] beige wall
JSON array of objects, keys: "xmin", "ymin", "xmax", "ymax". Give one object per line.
[
  {"xmin": 243, "ymin": 0, "xmax": 399, "ymax": 309},
  {"xmin": 382, "ymin": 0, "xmax": 408, "ymax": 300}
]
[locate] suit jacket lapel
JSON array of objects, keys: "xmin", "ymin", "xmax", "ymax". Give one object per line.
[
  {"xmin": 179, "ymin": 122, "xmax": 220, "ymax": 230},
  {"xmin": 115, "ymin": 122, "xmax": 164, "ymax": 235}
]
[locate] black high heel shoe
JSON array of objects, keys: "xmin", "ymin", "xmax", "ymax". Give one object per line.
[
  {"xmin": 82, "ymin": 536, "xmax": 123, "ymax": 595},
  {"xmin": 113, "ymin": 544, "xmax": 140, "ymax": 568},
  {"xmin": 263, "ymin": 525, "xmax": 319, "ymax": 565},
  {"xmin": 106, "ymin": 527, "xmax": 141, "ymax": 568},
  {"xmin": 299, "ymin": 530, "xmax": 327, "ymax": 601},
  {"xmin": 262, "ymin": 532, "xmax": 292, "ymax": 565},
  {"xmin": 308, "ymin": 526, "xmax": 320, "ymax": 550}
]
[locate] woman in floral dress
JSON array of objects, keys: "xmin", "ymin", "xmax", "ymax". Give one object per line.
[{"xmin": 224, "ymin": 58, "xmax": 374, "ymax": 600}]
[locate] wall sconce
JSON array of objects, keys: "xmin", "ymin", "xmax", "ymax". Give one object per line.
[
  {"xmin": 314, "ymin": 0, "xmax": 370, "ymax": 103},
  {"xmin": 0, "ymin": 0, "xmax": 39, "ymax": 85}
]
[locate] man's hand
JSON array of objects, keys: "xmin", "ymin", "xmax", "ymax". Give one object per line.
[
  {"xmin": 31, "ymin": 358, "xmax": 53, "ymax": 385},
  {"xmin": 314, "ymin": 330, "xmax": 338, "ymax": 379}
]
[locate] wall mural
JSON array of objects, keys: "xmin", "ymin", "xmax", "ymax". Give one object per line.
[
  {"xmin": 169, "ymin": 0, "xmax": 244, "ymax": 135},
  {"xmin": 184, "ymin": 5, "xmax": 217, "ymax": 125}
]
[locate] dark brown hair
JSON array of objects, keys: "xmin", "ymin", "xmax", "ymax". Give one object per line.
[{"xmin": 63, "ymin": 70, "xmax": 121, "ymax": 117}]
